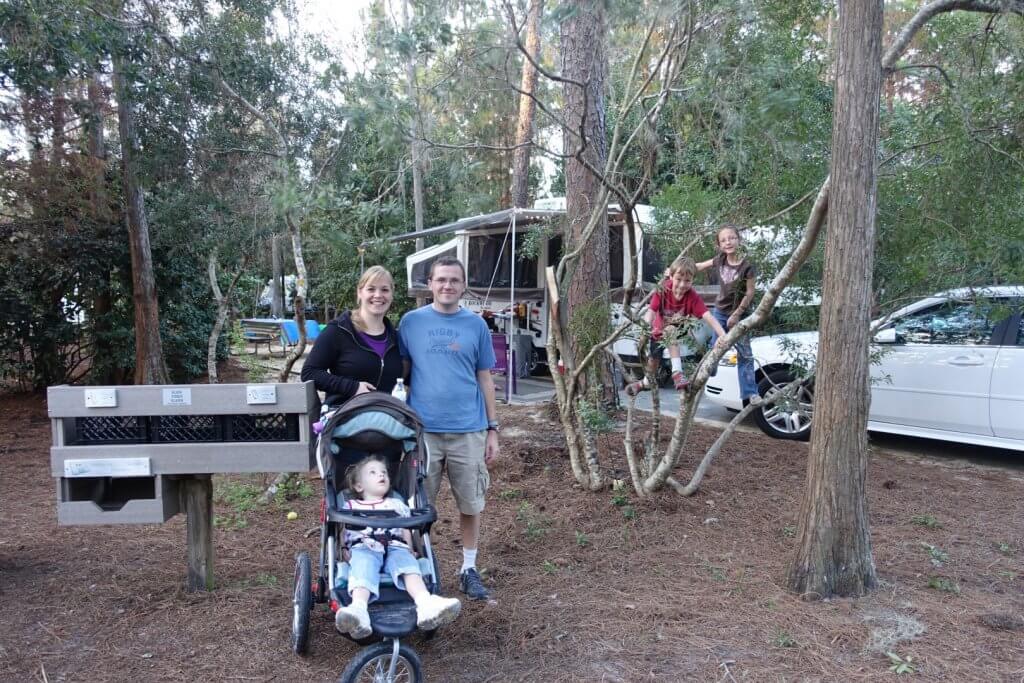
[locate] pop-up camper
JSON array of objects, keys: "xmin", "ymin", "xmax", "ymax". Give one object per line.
[{"xmin": 366, "ymin": 199, "xmax": 691, "ymax": 371}]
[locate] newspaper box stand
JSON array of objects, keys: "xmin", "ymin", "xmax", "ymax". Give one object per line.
[{"xmin": 47, "ymin": 382, "xmax": 317, "ymax": 590}]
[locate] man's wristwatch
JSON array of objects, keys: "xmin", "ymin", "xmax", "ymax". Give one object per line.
[{"xmin": 487, "ymin": 420, "xmax": 500, "ymax": 433}]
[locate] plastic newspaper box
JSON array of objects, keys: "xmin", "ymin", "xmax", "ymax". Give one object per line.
[{"xmin": 47, "ymin": 382, "xmax": 317, "ymax": 526}]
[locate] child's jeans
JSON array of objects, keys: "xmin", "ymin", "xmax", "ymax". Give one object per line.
[
  {"xmin": 347, "ymin": 544, "xmax": 421, "ymax": 601},
  {"xmin": 710, "ymin": 308, "xmax": 759, "ymax": 400}
]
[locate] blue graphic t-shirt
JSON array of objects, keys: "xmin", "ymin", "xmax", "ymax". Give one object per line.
[{"xmin": 398, "ymin": 306, "xmax": 496, "ymax": 433}]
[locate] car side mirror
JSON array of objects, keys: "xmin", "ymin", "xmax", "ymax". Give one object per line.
[{"xmin": 873, "ymin": 328, "xmax": 898, "ymax": 344}]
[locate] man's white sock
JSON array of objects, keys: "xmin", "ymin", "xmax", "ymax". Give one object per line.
[
  {"xmin": 461, "ymin": 548, "xmax": 478, "ymax": 573},
  {"xmin": 670, "ymin": 357, "xmax": 683, "ymax": 373}
]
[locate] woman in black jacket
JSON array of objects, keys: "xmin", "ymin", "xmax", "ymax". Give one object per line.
[{"xmin": 301, "ymin": 266, "xmax": 403, "ymax": 406}]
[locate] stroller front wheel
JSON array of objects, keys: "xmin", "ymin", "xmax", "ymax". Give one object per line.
[
  {"xmin": 338, "ymin": 639, "xmax": 423, "ymax": 683},
  {"xmin": 291, "ymin": 552, "xmax": 313, "ymax": 655}
]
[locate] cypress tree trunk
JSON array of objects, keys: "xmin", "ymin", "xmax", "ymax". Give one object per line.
[
  {"xmin": 510, "ymin": 0, "xmax": 543, "ymax": 209},
  {"xmin": 113, "ymin": 51, "xmax": 168, "ymax": 386},
  {"xmin": 787, "ymin": 0, "xmax": 882, "ymax": 598},
  {"xmin": 560, "ymin": 0, "xmax": 612, "ymax": 401}
]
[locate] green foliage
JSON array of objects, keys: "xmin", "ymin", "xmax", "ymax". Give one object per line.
[
  {"xmin": 516, "ymin": 501, "xmax": 552, "ymax": 541},
  {"xmin": 2, "ymin": 0, "xmax": 1022, "ymax": 397},
  {"xmin": 274, "ymin": 476, "xmax": 313, "ymax": 505},
  {"xmin": 705, "ymin": 563, "xmax": 726, "ymax": 582},
  {"xmin": 214, "ymin": 513, "xmax": 250, "ymax": 530},
  {"xmin": 910, "ymin": 515, "xmax": 942, "ymax": 529},
  {"xmin": 886, "ymin": 651, "xmax": 917, "ymax": 675},
  {"xmin": 541, "ymin": 560, "xmax": 558, "ymax": 575},
  {"xmin": 575, "ymin": 393, "xmax": 616, "ymax": 433},
  {"xmin": 499, "ymin": 488, "xmax": 524, "ymax": 500},
  {"xmin": 575, "ymin": 531, "xmax": 590, "ymax": 547},
  {"xmin": 927, "ymin": 577, "xmax": 960, "ymax": 594},
  {"xmin": 773, "ymin": 629, "xmax": 797, "ymax": 648},
  {"xmin": 215, "ymin": 480, "xmax": 264, "ymax": 514},
  {"xmin": 920, "ymin": 543, "xmax": 948, "ymax": 568}
]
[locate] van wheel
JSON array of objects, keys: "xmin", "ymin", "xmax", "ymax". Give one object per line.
[{"xmin": 753, "ymin": 369, "xmax": 813, "ymax": 441}]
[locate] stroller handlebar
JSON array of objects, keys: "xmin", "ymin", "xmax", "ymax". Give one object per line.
[{"xmin": 326, "ymin": 507, "xmax": 438, "ymax": 529}]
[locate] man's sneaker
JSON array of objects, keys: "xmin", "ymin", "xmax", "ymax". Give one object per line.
[
  {"xmin": 459, "ymin": 568, "xmax": 490, "ymax": 601},
  {"xmin": 671, "ymin": 371, "xmax": 689, "ymax": 391},
  {"xmin": 335, "ymin": 602, "xmax": 372, "ymax": 639},
  {"xmin": 416, "ymin": 594, "xmax": 462, "ymax": 629},
  {"xmin": 625, "ymin": 381, "xmax": 646, "ymax": 397}
]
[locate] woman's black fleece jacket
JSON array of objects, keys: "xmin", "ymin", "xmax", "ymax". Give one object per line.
[{"xmin": 300, "ymin": 311, "xmax": 402, "ymax": 405}]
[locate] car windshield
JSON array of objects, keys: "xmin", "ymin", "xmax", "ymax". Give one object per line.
[{"xmin": 892, "ymin": 298, "xmax": 1012, "ymax": 345}]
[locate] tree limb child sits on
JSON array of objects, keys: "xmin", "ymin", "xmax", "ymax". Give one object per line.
[
  {"xmin": 627, "ymin": 256, "xmax": 726, "ymax": 396},
  {"xmin": 333, "ymin": 455, "xmax": 461, "ymax": 639}
]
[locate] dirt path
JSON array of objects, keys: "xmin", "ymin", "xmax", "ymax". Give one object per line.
[{"xmin": 1, "ymin": 375, "xmax": 1022, "ymax": 681}]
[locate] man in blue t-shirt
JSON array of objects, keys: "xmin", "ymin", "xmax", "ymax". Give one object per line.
[{"xmin": 399, "ymin": 256, "xmax": 499, "ymax": 601}]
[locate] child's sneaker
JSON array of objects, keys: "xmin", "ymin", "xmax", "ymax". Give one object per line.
[
  {"xmin": 625, "ymin": 381, "xmax": 646, "ymax": 397},
  {"xmin": 335, "ymin": 602, "xmax": 372, "ymax": 639},
  {"xmin": 671, "ymin": 371, "xmax": 689, "ymax": 391},
  {"xmin": 416, "ymin": 594, "xmax": 462, "ymax": 630}
]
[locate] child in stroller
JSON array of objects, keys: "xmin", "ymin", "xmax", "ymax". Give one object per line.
[
  {"xmin": 291, "ymin": 393, "xmax": 457, "ymax": 682},
  {"xmin": 334, "ymin": 454, "xmax": 461, "ymax": 638}
]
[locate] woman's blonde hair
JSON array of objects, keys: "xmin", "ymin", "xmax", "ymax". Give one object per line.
[{"xmin": 351, "ymin": 266, "xmax": 394, "ymax": 332}]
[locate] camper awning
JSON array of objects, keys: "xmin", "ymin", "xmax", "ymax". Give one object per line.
[{"xmin": 359, "ymin": 208, "xmax": 563, "ymax": 248}]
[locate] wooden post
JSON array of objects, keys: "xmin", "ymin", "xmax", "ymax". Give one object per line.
[{"xmin": 181, "ymin": 475, "xmax": 214, "ymax": 592}]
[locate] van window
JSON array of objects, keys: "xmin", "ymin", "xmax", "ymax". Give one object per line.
[
  {"xmin": 467, "ymin": 233, "xmax": 538, "ymax": 288},
  {"xmin": 410, "ymin": 246, "xmax": 457, "ymax": 289}
]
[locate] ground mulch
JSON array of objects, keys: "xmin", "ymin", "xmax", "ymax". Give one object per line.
[{"xmin": 2, "ymin": 361, "xmax": 1022, "ymax": 682}]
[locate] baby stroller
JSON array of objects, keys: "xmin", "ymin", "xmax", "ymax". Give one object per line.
[{"xmin": 290, "ymin": 392, "xmax": 443, "ymax": 683}]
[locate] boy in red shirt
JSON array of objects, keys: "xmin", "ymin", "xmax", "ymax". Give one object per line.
[{"xmin": 627, "ymin": 256, "xmax": 726, "ymax": 394}]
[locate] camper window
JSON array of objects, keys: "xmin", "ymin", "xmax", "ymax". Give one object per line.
[
  {"xmin": 641, "ymin": 234, "xmax": 664, "ymax": 285},
  {"xmin": 467, "ymin": 233, "xmax": 538, "ymax": 288},
  {"xmin": 410, "ymin": 246, "xmax": 457, "ymax": 288},
  {"xmin": 610, "ymin": 225, "xmax": 624, "ymax": 288}
]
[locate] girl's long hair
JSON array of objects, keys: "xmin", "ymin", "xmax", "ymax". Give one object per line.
[{"xmin": 351, "ymin": 266, "xmax": 394, "ymax": 332}]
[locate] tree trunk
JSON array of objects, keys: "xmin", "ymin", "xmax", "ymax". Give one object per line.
[
  {"xmin": 510, "ymin": 0, "xmax": 543, "ymax": 209},
  {"xmin": 113, "ymin": 51, "xmax": 168, "ymax": 386},
  {"xmin": 278, "ymin": 214, "xmax": 309, "ymax": 383},
  {"xmin": 787, "ymin": 0, "xmax": 882, "ymax": 599},
  {"xmin": 403, "ymin": 0, "xmax": 427, "ymax": 306},
  {"xmin": 271, "ymin": 234, "xmax": 284, "ymax": 318},
  {"xmin": 560, "ymin": 0, "xmax": 612, "ymax": 401},
  {"xmin": 207, "ymin": 249, "xmax": 225, "ymax": 383},
  {"xmin": 87, "ymin": 70, "xmax": 117, "ymax": 385}
]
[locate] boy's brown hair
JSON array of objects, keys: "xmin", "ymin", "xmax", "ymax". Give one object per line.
[
  {"xmin": 345, "ymin": 455, "xmax": 389, "ymax": 493},
  {"xmin": 668, "ymin": 255, "xmax": 697, "ymax": 278}
]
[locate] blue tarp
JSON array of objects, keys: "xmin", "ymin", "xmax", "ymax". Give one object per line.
[{"xmin": 281, "ymin": 319, "xmax": 321, "ymax": 344}]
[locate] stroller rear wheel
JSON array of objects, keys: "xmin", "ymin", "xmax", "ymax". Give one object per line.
[
  {"xmin": 290, "ymin": 552, "xmax": 313, "ymax": 655},
  {"xmin": 338, "ymin": 639, "xmax": 422, "ymax": 683}
]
